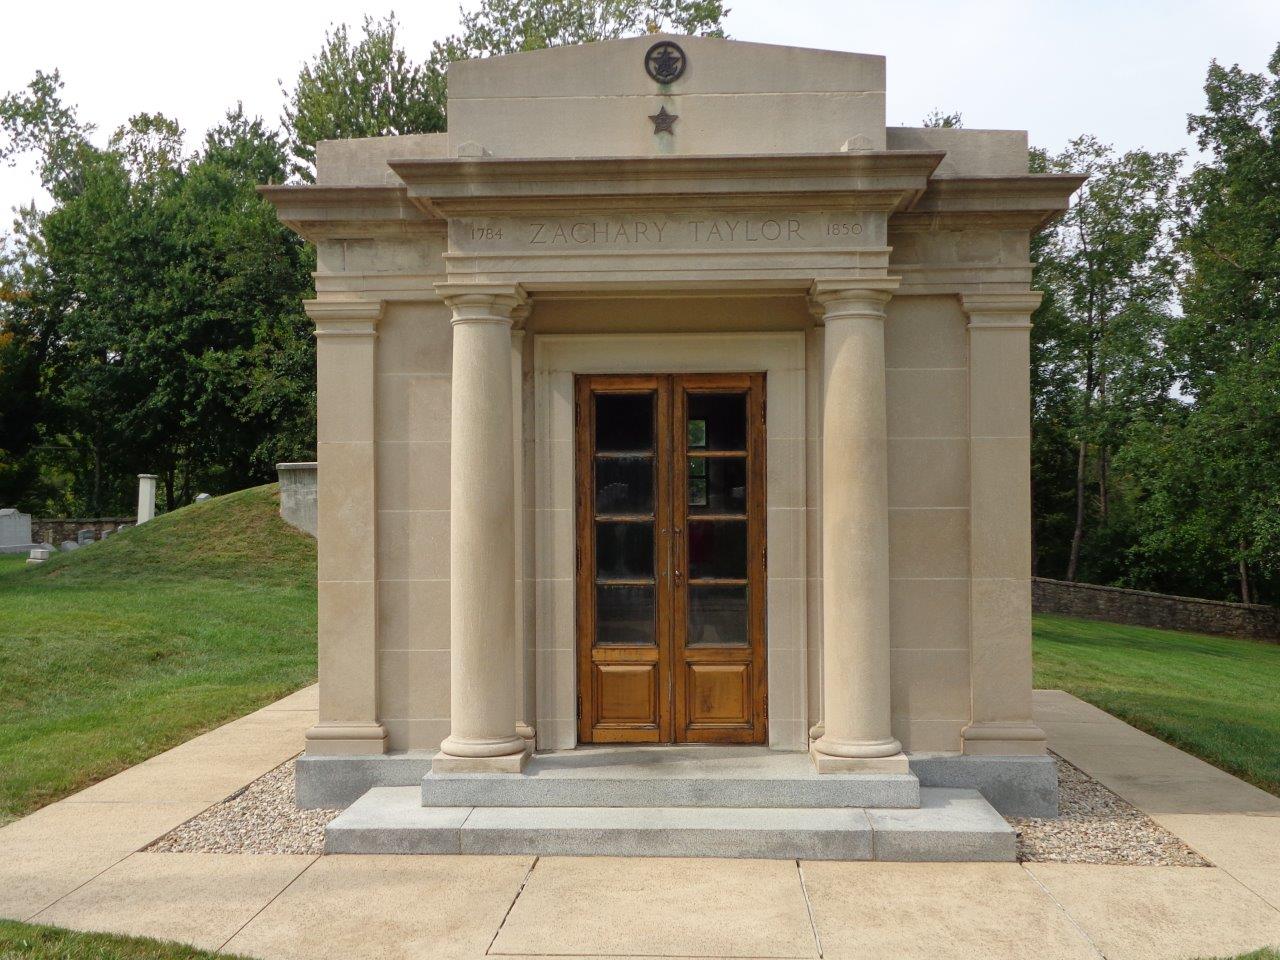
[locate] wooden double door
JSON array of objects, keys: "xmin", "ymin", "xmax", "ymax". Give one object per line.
[{"xmin": 575, "ymin": 373, "xmax": 767, "ymax": 744}]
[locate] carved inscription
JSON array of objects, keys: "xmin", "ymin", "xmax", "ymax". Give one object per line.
[
  {"xmin": 451, "ymin": 213, "xmax": 869, "ymax": 252},
  {"xmin": 526, "ymin": 217, "xmax": 819, "ymax": 245}
]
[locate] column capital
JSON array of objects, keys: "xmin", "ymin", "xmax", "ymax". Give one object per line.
[
  {"xmin": 961, "ymin": 292, "xmax": 1043, "ymax": 329},
  {"xmin": 434, "ymin": 282, "xmax": 528, "ymax": 326},
  {"xmin": 808, "ymin": 278, "xmax": 899, "ymax": 323},
  {"xmin": 305, "ymin": 299, "xmax": 384, "ymax": 338}
]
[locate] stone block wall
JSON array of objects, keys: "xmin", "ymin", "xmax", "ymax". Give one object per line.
[
  {"xmin": 31, "ymin": 517, "xmax": 132, "ymax": 545},
  {"xmin": 276, "ymin": 462, "xmax": 318, "ymax": 537},
  {"xmin": 1032, "ymin": 577, "xmax": 1280, "ymax": 644}
]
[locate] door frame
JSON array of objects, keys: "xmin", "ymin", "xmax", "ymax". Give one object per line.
[{"xmin": 531, "ymin": 331, "xmax": 811, "ymax": 753}]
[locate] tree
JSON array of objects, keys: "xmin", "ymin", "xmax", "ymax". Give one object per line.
[
  {"xmin": 1032, "ymin": 136, "xmax": 1182, "ymax": 582},
  {"xmin": 2, "ymin": 74, "xmax": 315, "ymax": 515},
  {"xmin": 922, "ymin": 109, "xmax": 962, "ymax": 128},
  {"xmin": 283, "ymin": 3, "xmax": 731, "ymax": 178},
  {"xmin": 1126, "ymin": 44, "xmax": 1280, "ymax": 602},
  {"xmin": 282, "ymin": 14, "xmax": 444, "ymax": 182}
]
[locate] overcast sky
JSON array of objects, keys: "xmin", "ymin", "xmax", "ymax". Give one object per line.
[{"xmin": 3, "ymin": 0, "xmax": 1278, "ymax": 218}]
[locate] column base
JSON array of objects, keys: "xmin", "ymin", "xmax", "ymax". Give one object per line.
[
  {"xmin": 516, "ymin": 721, "xmax": 536, "ymax": 743},
  {"xmin": 432, "ymin": 743, "xmax": 531, "ymax": 773},
  {"xmin": 810, "ymin": 746, "xmax": 910, "ymax": 774},
  {"xmin": 810, "ymin": 733, "xmax": 909, "ymax": 774},
  {"xmin": 304, "ymin": 721, "xmax": 389, "ymax": 757},
  {"xmin": 962, "ymin": 721, "xmax": 1047, "ymax": 756}
]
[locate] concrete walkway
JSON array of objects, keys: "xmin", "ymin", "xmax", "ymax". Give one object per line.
[{"xmin": 1, "ymin": 686, "xmax": 1276, "ymax": 960}]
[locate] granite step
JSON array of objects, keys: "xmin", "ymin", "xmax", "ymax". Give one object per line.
[
  {"xmin": 420, "ymin": 745, "xmax": 920, "ymax": 809},
  {"xmin": 326, "ymin": 787, "xmax": 1015, "ymax": 861}
]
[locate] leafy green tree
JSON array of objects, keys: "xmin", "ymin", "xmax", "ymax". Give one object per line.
[
  {"xmin": 1124, "ymin": 44, "xmax": 1280, "ymax": 602},
  {"xmin": 282, "ymin": 14, "xmax": 444, "ymax": 181},
  {"xmin": 1032, "ymin": 136, "xmax": 1182, "ymax": 582},
  {"xmin": 2, "ymin": 75, "xmax": 314, "ymax": 515},
  {"xmin": 922, "ymin": 109, "xmax": 962, "ymax": 128}
]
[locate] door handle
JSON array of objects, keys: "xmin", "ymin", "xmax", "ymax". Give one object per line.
[{"xmin": 673, "ymin": 526, "xmax": 683, "ymax": 587}]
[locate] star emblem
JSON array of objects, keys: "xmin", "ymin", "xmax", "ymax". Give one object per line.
[
  {"xmin": 644, "ymin": 40, "xmax": 686, "ymax": 83},
  {"xmin": 649, "ymin": 106, "xmax": 678, "ymax": 135}
]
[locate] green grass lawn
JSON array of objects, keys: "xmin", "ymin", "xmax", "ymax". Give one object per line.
[
  {"xmin": 0, "ymin": 921, "xmax": 254, "ymax": 959},
  {"xmin": 0, "ymin": 485, "xmax": 316, "ymax": 826},
  {"xmin": 1034, "ymin": 612, "xmax": 1280, "ymax": 797}
]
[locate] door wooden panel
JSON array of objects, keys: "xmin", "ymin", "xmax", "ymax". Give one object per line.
[
  {"xmin": 577, "ymin": 373, "xmax": 766, "ymax": 744},
  {"xmin": 685, "ymin": 663, "xmax": 753, "ymax": 726}
]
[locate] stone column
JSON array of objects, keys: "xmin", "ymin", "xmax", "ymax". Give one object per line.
[
  {"xmin": 433, "ymin": 283, "xmax": 530, "ymax": 773},
  {"xmin": 304, "ymin": 299, "xmax": 388, "ymax": 756},
  {"xmin": 136, "ymin": 474, "xmax": 157, "ymax": 525},
  {"xmin": 808, "ymin": 280, "xmax": 908, "ymax": 773},
  {"xmin": 961, "ymin": 293, "xmax": 1047, "ymax": 755}
]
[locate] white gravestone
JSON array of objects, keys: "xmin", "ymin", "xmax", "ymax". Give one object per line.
[
  {"xmin": 0, "ymin": 508, "xmax": 35, "ymax": 554},
  {"xmin": 136, "ymin": 474, "xmax": 157, "ymax": 524}
]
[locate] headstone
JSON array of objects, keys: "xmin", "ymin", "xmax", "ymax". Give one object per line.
[
  {"xmin": 194, "ymin": 492, "xmax": 211, "ymax": 503},
  {"xmin": 137, "ymin": 474, "xmax": 157, "ymax": 524},
  {"xmin": 60, "ymin": 540, "xmax": 79, "ymax": 552},
  {"xmin": 0, "ymin": 507, "xmax": 35, "ymax": 553},
  {"xmin": 100, "ymin": 528, "xmax": 112, "ymax": 539},
  {"xmin": 77, "ymin": 528, "xmax": 95, "ymax": 545},
  {"xmin": 27, "ymin": 547, "xmax": 50, "ymax": 564}
]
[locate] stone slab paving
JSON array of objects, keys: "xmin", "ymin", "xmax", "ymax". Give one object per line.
[
  {"xmin": 30, "ymin": 853, "xmax": 315, "ymax": 951},
  {"xmin": 1026, "ymin": 862, "xmax": 1280, "ymax": 960},
  {"xmin": 224, "ymin": 855, "xmax": 535, "ymax": 960},
  {"xmin": 0, "ymin": 685, "xmax": 1275, "ymax": 960},
  {"xmin": 802, "ymin": 861, "xmax": 1099, "ymax": 960},
  {"xmin": 488, "ymin": 856, "xmax": 818, "ymax": 958}
]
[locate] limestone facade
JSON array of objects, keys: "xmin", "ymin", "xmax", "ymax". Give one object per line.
[{"xmin": 264, "ymin": 35, "xmax": 1084, "ymax": 780}]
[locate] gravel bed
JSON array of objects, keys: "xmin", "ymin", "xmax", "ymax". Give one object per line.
[
  {"xmin": 148, "ymin": 757, "xmax": 338, "ymax": 855},
  {"xmin": 1008, "ymin": 754, "xmax": 1209, "ymax": 866},
  {"xmin": 149, "ymin": 751, "xmax": 1207, "ymax": 866}
]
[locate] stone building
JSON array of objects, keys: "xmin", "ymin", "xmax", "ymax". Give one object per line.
[{"xmin": 264, "ymin": 35, "xmax": 1084, "ymax": 858}]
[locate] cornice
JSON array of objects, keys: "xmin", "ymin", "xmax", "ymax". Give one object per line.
[
  {"xmin": 896, "ymin": 174, "xmax": 1086, "ymax": 231},
  {"xmin": 389, "ymin": 151, "xmax": 946, "ymax": 217},
  {"xmin": 258, "ymin": 185, "xmax": 443, "ymax": 240}
]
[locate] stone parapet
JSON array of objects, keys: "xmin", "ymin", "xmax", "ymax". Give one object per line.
[{"xmin": 1033, "ymin": 578, "xmax": 1280, "ymax": 644}]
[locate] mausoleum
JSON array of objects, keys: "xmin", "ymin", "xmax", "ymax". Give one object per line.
[{"xmin": 264, "ymin": 34, "xmax": 1084, "ymax": 859}]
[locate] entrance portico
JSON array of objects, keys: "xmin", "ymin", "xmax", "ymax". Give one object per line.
[{"xmin": 264, "ymin": 34, "xmax": 1084, "ymax": 840}]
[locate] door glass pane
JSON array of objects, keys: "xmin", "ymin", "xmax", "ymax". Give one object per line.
[
  {"xmin": 596, "ymin": 457, "xmax": 654, "ymax": 515},
  {"xmin": 688, "ymin": 584, "xmax": 749, "ymax": 646},
  {"xmin": 687, "ymin": 520, "xmax": 747, "ymax": 580},
  {"xmin": 688, "ymin": 456, "xmax": 746, "ymax": 516},
  {"xmin": 687, "ymin": 393, "xmax": 747, "ymax": 451},
  {"xmin": 596, "ymin": 393, "xmax": 654, "ymax": 452},
  {"xmin": 597, "ymin": 584, "xmax": 655, "ymax": 645},
  {"xmin": 596, "ymin": 521, "xmax": 654, "ymax": 580}
]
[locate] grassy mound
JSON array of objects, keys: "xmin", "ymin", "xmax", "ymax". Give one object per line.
[
  {"xmin": 0, "ymin": 484, "xmax": 316, "ymax": 824},
  {"xmin": 26, "ymin": 484, "xmax": 314, "ymax": 585}
]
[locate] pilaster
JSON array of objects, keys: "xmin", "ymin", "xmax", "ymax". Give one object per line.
[
  {"xmin": 960, "ymin": 292, "xmax": 1047, "ymax": 755},
  {"xmin": 306, "ymin": 299, "xmax": 388, "ymax": 756}
]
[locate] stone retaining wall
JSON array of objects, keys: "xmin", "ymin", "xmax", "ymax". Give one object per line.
[
  {"xmin": 32, "ymin": 517, "xmax": 133, "ymax": 545},
  {"xmin": 276, "ymin": 463, "xmax": 317, "ymax": 537},
  {"xmin": 1032, "ymin": 577, "xmax": 1280, "ymax": 643}
]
